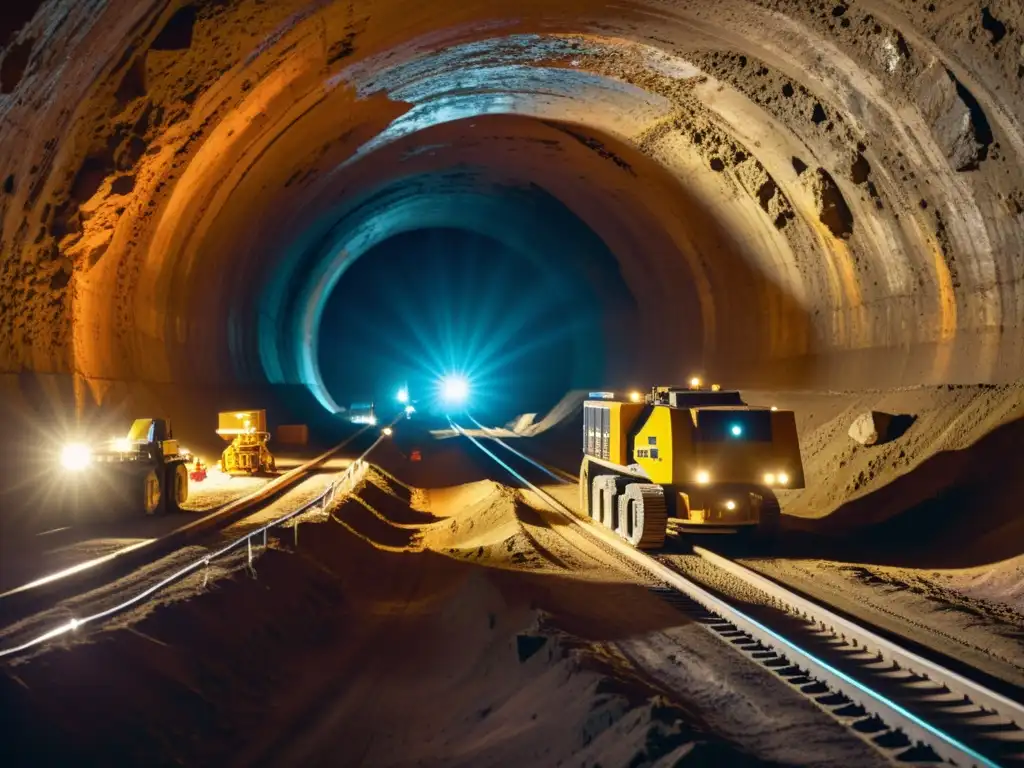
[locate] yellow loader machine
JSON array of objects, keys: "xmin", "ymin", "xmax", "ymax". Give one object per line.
[
  {"xmin": 580, "ymin": 385, "xmax": 805, "ymax": 549},
  {"xmin": 60, "ymin": 418, "xmax": 191, "ymax": 516},
  {"xmin": 216, "ymin": 410, "xmax": 276, "ymax": 475}
]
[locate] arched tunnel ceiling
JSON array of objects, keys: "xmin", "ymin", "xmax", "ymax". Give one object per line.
[{"xmin": 1, "ymin": 0, "xmax": 1023, "ymax": 414}]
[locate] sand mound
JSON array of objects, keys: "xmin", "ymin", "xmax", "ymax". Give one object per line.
[
  {"xmin": 330, "ymin": 493, "xmax": 423, "ymax": 552},
  {"xmin": 356, "ymin": 467, "xmax": 441, "ymax": 526},
  {"xmin": 2, "ymin": 479, "xmax": 754, "ymax": 768},
  {"xmin": 740, "ymin": 384, "xmax": 1024, "ymax": 568}
]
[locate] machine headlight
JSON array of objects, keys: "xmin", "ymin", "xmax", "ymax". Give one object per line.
[
  {"xmin": 763, "ymin": 472, "xmax": 776, "ymax": 485},
  {"xmin": 724, "ymin": 499, "xmax": 736, "ymax": 510},
  {"xmin": 382, "ymin": 427, "xmax": 393, "ymax": 436},
  {"xmin": 777, "ymin": 471, "xmax": 790, "ymax": 485},
  {"xmin": 629, "ymin": 391, "xmax": 642, "ymax": 402},
  {"xmin": 695, "ymin": 470, "xmax": 711, "ymax": 485},
  {"xmin": 61, "ymin": 443, "xmax": 92, "ymax": 471}
]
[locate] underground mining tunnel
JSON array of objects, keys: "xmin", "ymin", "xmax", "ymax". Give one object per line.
[
  {"xmin": 2, "ymin": 0, "xmax": 1022, "ymax": 438},
  {"xmin": 1, "ymin": 1, "xmax": 1024, "ymax": 766}
]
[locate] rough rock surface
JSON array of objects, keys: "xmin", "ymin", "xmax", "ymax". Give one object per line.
[
  {"xmin": 916, "ymin": 60, "xmax": 985, "ymax": 170},
  {"xmin": 1, "ymin": 0, "xmax": 1024, "ymax": 488},
  {"xmin": 848, "ymin": 410, "xmax": 895, "ymax": 446}
]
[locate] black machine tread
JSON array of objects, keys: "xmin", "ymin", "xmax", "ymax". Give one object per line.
[
  {"xmin": 617, "ymin": 483, "xmax": 667, "ymax": 550},
  {"xmin": 591, "ymin": 473, "xmax": 628, "ymax": 529}
]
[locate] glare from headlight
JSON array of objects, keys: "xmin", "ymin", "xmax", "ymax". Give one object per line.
[
  {"xmin": 763, "ymin": 472, "xmax": 776, "ymax": 485},
  {"xmin": 695, "ymin": 470, "xmax": 710, "ymax": 485},
  {"xmin": 724, "ymin": 499, "xmax": 736, "ymax": 510},
  {"xmin": 113, "ymin": 437, "xmax": 132, "ymax": 452},
  {"xmin": 777, "ymin": 471, "xmax": 790, "ymax": 485},
  {"xmin": 61, "ymin": 443, "xmax": 92, "ymax": 471}
]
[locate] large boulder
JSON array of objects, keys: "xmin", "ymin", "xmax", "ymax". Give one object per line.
[
  {"xmin": 915, "ymin": 60, "xmax": 984, "ymax": 171},
  {"xmin": 848, "ymin": 411, "xmax": 895, "ymax": 446}
]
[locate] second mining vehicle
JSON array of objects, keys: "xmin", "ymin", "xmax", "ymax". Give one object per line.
[
  {"xmin": 580, "ymin": 384, "xmax": 804, "ymax": 549},
  {"xmin": 59, "ymin": 417, "xmax": 191, "ymax": 516}
]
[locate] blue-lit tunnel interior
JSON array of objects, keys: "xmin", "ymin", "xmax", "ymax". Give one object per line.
[
  {"xmin": 261, "ymin": 163, "xmax": 640, "ymax": 419},
  {"xmin": 316, "ymin": 225, "xmax": 616, "ymax": 418}
]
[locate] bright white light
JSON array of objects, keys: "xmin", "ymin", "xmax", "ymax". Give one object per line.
[
  {"xmin": 382, "ymin": 427, "xmax": 393, "ymax": 436},
  {"xmin": 368, "ymin": 415, "xmax": 378, "ymax": 426},
  {"xmin": 689, "ymin": 376, "xmax": 702, "ymax": 389},
  {"xmin": 405, "ymin": 405, "xmax": 415, "ymax": 415},
  {"xmin": 730, "ymin": 424, "xmax": 743, "ymax": 437},
  {"xmin": 777, "ymin": 471, "xmax": 790, "ymax": 485},
  {"xmin": 397, "ymin": 387, "xmax": 409, "ymax": 404},
  {"xmin": 629, "ymin": 391, "xmax": 642, "ymax": 403},
  {"xmin": 440, "ymin": 374, "xmax": 470, "ymax": 404},
  {"xmin": 113, "ymin": 437, "xmax": 132, "ymax": 452},
  {"xmin": 695, "ymin": 470, "xmax": 710, "ymax": 485},
  {"xmin": 763, "ymin": 472, "xmax": 776, "ymax": 486},
  {"xmin": 724, "ymin": 500, "xmax": 736, "ymax": 511},
  {"xmin": 770, "ymin": 405, "xmax": 779, "ymax": 412},
  {"xmin": 61, "ymin": 443, "xmax": 92, "ymax": 471}
]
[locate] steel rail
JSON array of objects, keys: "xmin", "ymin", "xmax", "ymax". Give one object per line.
[
  {"xmin": 453, "ymin": 419, "xmax": 1016, "ymax": 768},
  {"xmin": 692, "ymin": 545, "xmax": 1024, "ymax": 731},
  {"xmin": 0, "ymin": 428, "xmax": 390, "ymax": 661}
]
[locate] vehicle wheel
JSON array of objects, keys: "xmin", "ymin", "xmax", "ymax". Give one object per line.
[
  {"xmin": 617, "ymin": 484, "xmax": 667, "ymax": 549},
  {"xmin": 165, "ymin": 463, "xmax": 189, "ymax": 513},
  {"xmin": 142, "ymin": 468, "xmax": 162, "ymax": 516},
  {"xmin": 591, "ymin": 475, "xmax": 622, "ymax": 528}
]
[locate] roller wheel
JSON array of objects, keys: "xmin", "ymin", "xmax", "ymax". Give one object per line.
[
  {"xmin": 591, "ymin": 475, "xmax": 624, "ymax": 529},
  {"xmin": 165, "ymin": 463, "xmax": 189, "ymax": 514},
  {"xmin": 616, "ymin": 484, "xmax": 667, "ymax": 550},
  {"xmin": 141, "ymin": 468, "xmax": 162, "ymax": 516}
]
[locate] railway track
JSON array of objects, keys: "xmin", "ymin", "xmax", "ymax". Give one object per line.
[
  {"xmin": 453, "ymin": 418, "xmax": 1024, "ymax": 767},
  {"xmin": 0, "ymin": 425, "xmax": 379, "ymax": 655}
]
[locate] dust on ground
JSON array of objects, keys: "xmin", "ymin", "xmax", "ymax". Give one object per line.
[{"xmin": 2, "ymin": 452, "xmax": 886, "ymax": 768}]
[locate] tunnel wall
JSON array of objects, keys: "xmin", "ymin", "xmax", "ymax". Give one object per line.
[{"xmin": 0, "ymin": 0, "xmax": 1022, "ymax": 453}]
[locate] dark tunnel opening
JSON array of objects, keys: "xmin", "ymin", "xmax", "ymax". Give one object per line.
[{"xmin": 316, "ymin": 226, "xmax": 623, "ymax": 422}]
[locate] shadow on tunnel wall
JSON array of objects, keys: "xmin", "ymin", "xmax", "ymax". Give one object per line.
[{"xmin": 782, "ymin": 414, "xmax": 1024, "ymax": 569}]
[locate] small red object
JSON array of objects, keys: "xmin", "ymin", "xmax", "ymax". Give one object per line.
[
  {"xmin": 410, "ymin": 449, "xmax": 422, "ymax": 462},
  {"xmin": 190, "ymin": 459, "xmax": 207, "ymax": 482}
]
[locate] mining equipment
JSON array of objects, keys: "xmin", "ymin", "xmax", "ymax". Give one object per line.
[
  {"xmin": 216, "ymin": 410, "xmax": 277, "ymax": 475},
  {"xmin": 580, "ymin": 384, "xmax": 805, "ymax": 549},
  {"xmin": 60, "ymin": 418, "xmax": 191, "ymax": 516},
  {"xmin": 349, "ymin": 402, "xmax": 377, "ymax": 425}
]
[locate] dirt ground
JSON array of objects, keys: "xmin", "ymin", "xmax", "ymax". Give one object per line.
[
  {"xmin": 3, "ymin": 383, "xmax": 1023, "ymax": 766},
  {"xmin": 1, "ymin": 448, "xmax": 886, "ymax": 767},
  {"xmin": 518, "ymin": 384, "xmax": 1024, "ymax": 690}
]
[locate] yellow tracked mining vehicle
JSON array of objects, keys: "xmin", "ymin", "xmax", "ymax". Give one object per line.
[
  {"xmin": 580, "ymin": 384, "xmax": 805, "ymax": 549},
  {"xmin": 59, "ymin": 418, "xmax": 191, "ymax": 516},
  {"xmin": 216, "ymin": 409, "xmax": 276, "ymax": 475}
]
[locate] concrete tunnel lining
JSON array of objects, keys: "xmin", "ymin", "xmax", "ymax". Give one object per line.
[{"xmin": 0, "ymin": 0, "xmax": 1023, "ymax": 453}]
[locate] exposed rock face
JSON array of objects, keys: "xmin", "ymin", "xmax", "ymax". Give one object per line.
[
  {"xmin": 0, "ymin": 0, "xmax": 1023, "ymax": 436},
  {"xmin": 849, "ymin": 412, "xmax": 895, "ymax": 446},
  {"xmin": 916, "ymin": 60, "xmax": 985, "ymax": 171}
]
